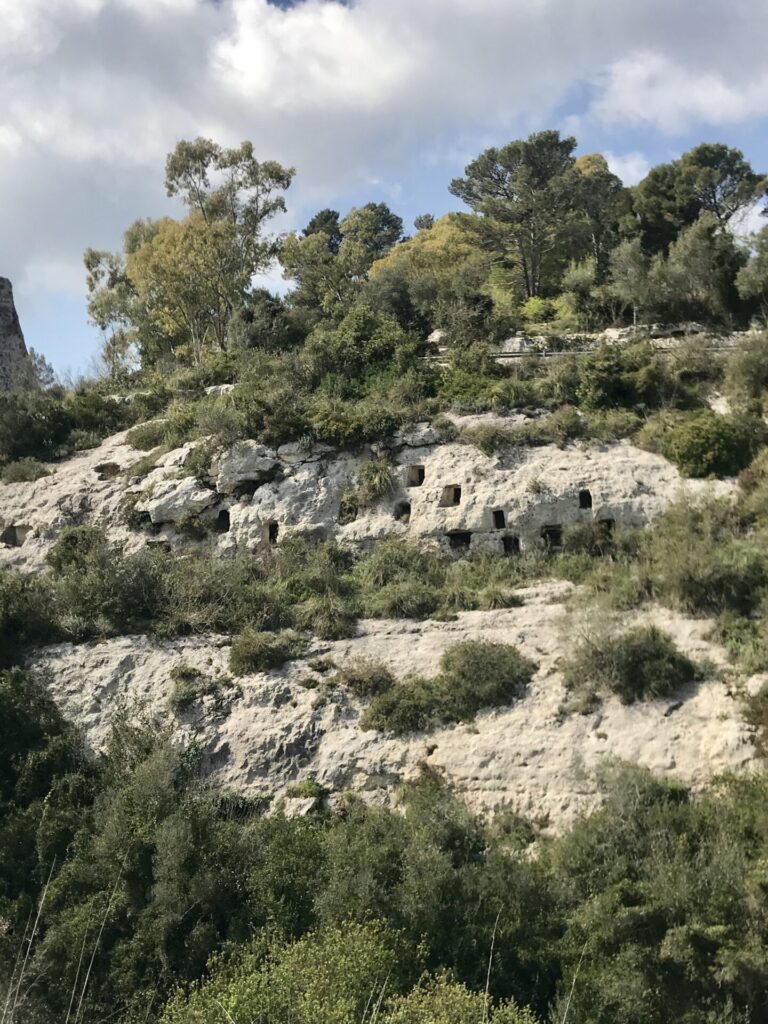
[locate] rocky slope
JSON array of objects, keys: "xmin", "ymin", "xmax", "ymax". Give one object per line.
[
  {"xmin": 28, "ymin": 579, "xmax": 757, "ymax": 830},
  {"xmin": 2, "ymin": 413, "xmax": 755, "ymax": 829},
  {"xmin": 0, "ymin": 414, "xmax": 734, "ymax": 570}
]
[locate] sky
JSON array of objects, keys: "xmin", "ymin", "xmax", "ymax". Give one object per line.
[{"xmin": 2, "ymin": 0, "xmax": 768, "ymax": 374}]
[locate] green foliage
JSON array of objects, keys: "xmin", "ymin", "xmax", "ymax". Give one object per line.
[
  {"xmin": 229, "ymin": 628, "xmax": 308, "ymax": 675},
  {"xmin": 358, "ymin": 456, "xmax": 395, "ymax": 504},
  {"xmin": 174, "ymin": 510, "xmax": 208, "ymax": 540},
  {"xmin": 126, "ymin": 419, "xmax": 166, "ymax": 450},
  {"xmin": 362, "ymin": 640, "xmax": 536, "ymax": 734},
  {"xmin": 168, "ymin": 664, "xmax": 221, "ymax": 713},
  {"xmin": 332, "ymin": 657, "xmax": 396, "ymax": 698},
  {"xmin": 0, "ymin": 457, "xmax": 50, "ymax": 484},
  {"xmin": 564, "ymin": 624, "xmax": 701, "ymax": 705},
  {"xmin": 645, "ymin": 410, "xmax": 767, "ymax": 477},
  {"xmin": 285, "ymin": 779, "xmax": 327, "ymax": 799},
  {"xmin": 161, "ymin": 922, "xmax": 409, "ymax": 1024}
]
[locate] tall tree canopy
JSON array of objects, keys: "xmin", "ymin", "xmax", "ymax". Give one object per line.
[
  {"xmin": 85, "ymin": 138, "xmax": 294, "ymax": 367},
  {"xmin": 449, "ymin": 131, "xmax": 622, "ymax": 298}
]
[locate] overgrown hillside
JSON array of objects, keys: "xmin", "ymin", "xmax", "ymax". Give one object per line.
[{"xmin": 2, "ymin": 132, "xmax": 768, "ymax": 1023}]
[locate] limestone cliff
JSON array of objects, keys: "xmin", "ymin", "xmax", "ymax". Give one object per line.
[{"xmin": 0, "ymin": 277, "xmax": 30, "ymax": 391}]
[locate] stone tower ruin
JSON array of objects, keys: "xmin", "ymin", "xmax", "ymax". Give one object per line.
[{"xmin": 0, "ymin": 277, "xmax": 30, "ymax": 391}]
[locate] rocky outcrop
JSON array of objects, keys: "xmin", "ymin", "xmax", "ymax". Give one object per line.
[
  {"xmin": 0, "ymin": 416, "xmax": 735, "ymax": 570},
  {"xmin": 26, "ymin": 581, "xmax": 757, "ymax": 830},
  {"xmin": 0, "ymin": 277, "xmax": 30, "ymax": 391}
]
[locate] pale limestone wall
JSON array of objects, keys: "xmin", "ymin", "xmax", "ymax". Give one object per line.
[{"xmin": 0, "ymin": 420, "xmax": 734, "ymax": 570}]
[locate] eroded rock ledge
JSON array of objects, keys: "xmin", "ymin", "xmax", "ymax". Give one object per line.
[{"xmin": 27, "ymin": 581, "xmax": 756, "ymax": 831}]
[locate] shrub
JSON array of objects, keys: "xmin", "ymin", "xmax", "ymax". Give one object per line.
[
  {"xmin": 174, "ymin": 511, "xmax": 208, "ymax": 541},
  {"xmin": 564, "ymin": 624, "xmax": 700, "ymax": 705},
  {"xmin": 358, "ymin": 456, "xmax": 395, "ymax": 504},
  {"xmin": 563, "ymin": 522, "xmax": 615, "ymax": 557},
  {"xmin": 229, "ymin": 628, "xmax": 308, "ymax": 675},
  {"xmin": 642, "ymin": 501, "xmax": 768, "ymax": 615},
  {"xmin": 646, "ymin": 410, "xmax": 767, "ymax": 478},
  {"xmin": 0, "ymin": 570, "xmax": 58, "ymax": 664},
  {"xmin": 363, "ymin": 580, "xmax": 442, "ymax": 619},
  {"xmin": 333, "ymin": 658, "xmax": 396, "ymax": 698},
  {"xmin": 169, "ymin": 664, "xmax": 220, "ymax": 713},
  {"xmin": 362, "ymin": 640, "xmax": 536, "ymax": 734},
  {"xmin": 0, "ymin": 457, "xmax": 50, "ymax": 484},
  {"xmin": 295, "ymin": 593, "xmax": 358, "ymax": 640},
  {"xmin": 126, "ymin": 420, "xmax": 167, "ymax": 451},
  {"xmin": 724, "ymin": 331, "xmax": 768, "ymax": 407},
  {"xmin": 744, "ymin": 681, "xmax": 768, "ymax": 757},
  {"xmin": 285, "ymin": 779, "xmax": 327, "ymax": 799}
]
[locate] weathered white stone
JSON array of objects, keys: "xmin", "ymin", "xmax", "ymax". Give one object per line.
[
  {"xmin": 0, "ymin": 418, "xmax": 736, "ymax": 570},
  {"xmin": 139, "ymin": 477, "xmax": 216, "ymax": 524},
  {"xmin": 215, "ymin": 441, "xmax": 280, "ymax": 494},
  {"xmin": 204, "ymin": 383, "xmax": 235, "ymax": 396},
  {"xmin": 26, "ymin": 583, "xmax": 757, "ymax": 831}
]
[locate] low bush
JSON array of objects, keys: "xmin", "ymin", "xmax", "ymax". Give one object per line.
[
  {"xmin": 333, "ymin": 658, "xmax": 396, "ymax": 698},
  {"xmin": 174, "ymin": 510, "xmax": 208, "ymax": 540},
  {"xmin": 229, "ymin": 628, "xmax": 308, "ymax": 675},
  {"xmin": 169, "ymin": 663, "xmax": 220, "ymax": 713},
  {"xmin": 362, "ymin": 640, "xmax": 536, "ymax": 734},
  {"xmin": 358, "ymin": 456, "xmax": 394, "ymax": 504},
  {"xmin": 0, "ymin": 457, "xmax": 50, "ymax": 484},
  {"xmin": 126, "ymin": 419, "xmax": 167, "ymax": 451},
  {"xmin": 564, "ymin": 624, "xmax": 701, "ymax": 705},
  {"xmin": 643, "ymin": 410, "xmax": 767, "ymax": 477},
  {"xmin": 285, "ymin": 779, "xmax": 327, "ymax": 799}
]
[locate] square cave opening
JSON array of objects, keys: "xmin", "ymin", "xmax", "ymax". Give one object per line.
[
  {"xmin": 579, "ymin": 489, "xmax": 593, "ymax": 510},
  {"xmin": 447, "ymin": 530, "xmax": 472, "ymax": 551},
  {"xmin": 394, "ymin": 502, "xmax": 412, "ymax": 522},
  {"xmin": 439, "ymin": 485, "xmax": 462, "ymax": 507},
  {"xmin": 541, "ymin": 524, "xmax": 563, "ymax": 551},
  {"xmin": 502, "ymin": 535, "xmax": 521, "ymax": 556},
  {"xmin": 492, "ymin": 509, "xmax": 506, "ymax": 529},
  {"xmin": 406, "ymin": 465, "xmax": 426, "ymax": 487}
]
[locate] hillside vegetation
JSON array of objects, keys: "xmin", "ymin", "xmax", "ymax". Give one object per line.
[{"xmin": 2, "ymin": 132, "xmax": 768, "ymax": 1023}]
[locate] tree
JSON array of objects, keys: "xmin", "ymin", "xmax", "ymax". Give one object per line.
[
  {"xmin": 449, "ymin": 130, "xmax": 583, "ymax": 298},
  {"xmin": 630, "ymin": 144, "xmax": 765, "ymax": 256},
  {"xmin": 281, "ymin": 202, "xmax": 403, "ymax": 319},
  {"xmin": 606, "ymin": 238, "xmax": 652, "ymax": 324},
  {"xmin": 572, "ymin": 153, "xmax": 629, "ymax": 279},
  {"xmin": 164, "ymin": 137, "xmax": 294, "ymax": 275},
  {"xmin": 737, "ymin": 224, "xmax": 768, "ymax": 319},
  {"xmin": 414, "ymin": 213, "xmax": 435, "ymax": 231},
  {"xmin": 631, "ymin": 161, "xmax": 701, "ymax": 254},
  {"xmin": 84, "ymin": 138, "xmax": 294, "ymax": 369},
  {"xmin": 302, "ymin": 208, "xmax": 343, "ymax": 253},
  {"xmin": 649, "ymin": 213, "xmax": 745, "ymax": 322},
  {"xmin": 679, "ymin": 143, "xmax": 766, "ymax": 228},
  {"xmin": 126, "ymin": 215, "xmax": 244, "ymax": 362}
]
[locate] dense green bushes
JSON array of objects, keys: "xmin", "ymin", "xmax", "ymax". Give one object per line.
[
  {"xmin": 362, "ymin": 640, "xmax": 536, "ymax": 733},
  {"xmin": 564, "ymin": 624, "xmax": 702, "ymax": 705},
  {"xmin": 641, "ymin": 409, "xmax": 767, "ymax": 477},
  {"xmin": 2, "ymin": 687, "xmax": 768, "ymax": 1024}
]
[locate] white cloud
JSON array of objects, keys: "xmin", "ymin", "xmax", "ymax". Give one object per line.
[
  {"xmin": 604, "ymin": 151, "xmax": 651, "ymax": 186},
  {"xmin": 2, "ymin": 0, "xmax": 768, "ymax": 354},
  {"xmin": 591, "ymin": 52, "xmax": 768, "ymax": 134}
]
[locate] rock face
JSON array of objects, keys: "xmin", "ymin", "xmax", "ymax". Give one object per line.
[
  {"xmin": 0, "ymin": 278, "xmax": 30, "ymax": 391},
  {"xmin": 0, "ymin": 418, "xmax": 735, "ymax": 570},
  {"xmin": 26, "ymin": 582, "xmax": 757, "ymax": 831}
]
